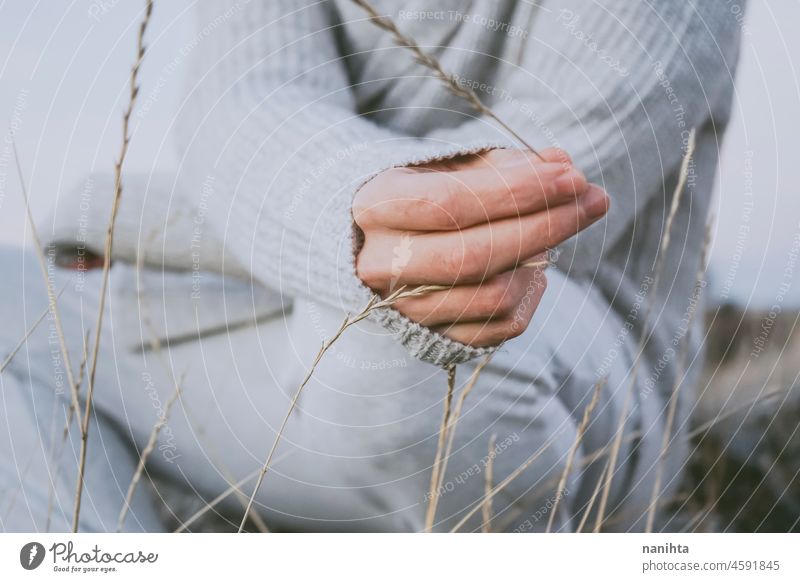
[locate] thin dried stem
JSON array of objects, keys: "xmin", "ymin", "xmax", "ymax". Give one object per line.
[
  {"xmin": 176, "ymin": 386, "xmax": 271, "ymax": 533},
  {"xmin": 436, "ymin": 354, "xmax": 494, "ymax": 496},
  {"xmin": 0, "ymin": 284, "xmax": 67, "ymax": 374},
  {"xmin": 15, "ymin": 144, "xmax": 87, "ymax": 531},
  {"xmin": 62, "ymin": 330, "xmax": 90, "ymax": 440},
  {"xmin": 45, "ymin": 330, "xmax": 90, "ymax": 532},
  {"xmin": 577, "ymin": 460, "xmax": 610, "ymax": 533},
  {"xmin": 645, "ymin": 221, "xmax": 711, "ymax": 532},
  {"xmin": 73, "ymin": 0, "xmax": 154, "ymax": 533},
  {"xmin": 594, "ymin": 128, "xmax": 696, "ymax": 530},
  {"xmin": 546, "ymin": 378, "xmax": 605, "ymax": 532},
  {"xmin": 688, "ymin": 386, "xmax": 785, "ymax": 440},
  {"xmin": 225, "ymin": 467, "xmax": 270, "ymax": 532},
  {"xmin": 117, "ymin": 377, "xmax": 181, "ymax": 532},
  {"xmin": 174, "ymin": 468, "xmax": 262, "ymax": 533},
  {"xmin": 481, "ymin": 434, "xmax": 497, "ymax": 533},
  {"xmin": 450, "ymin": 434, "xmax": 558, "ymax": 532},
  {"xmin": 520, "ymin": 259, "xmax": 549, "ymax": 269},
  {"xmin": 237, "ymin": 284, "xmax": 440, "ymax": 532},
  {"xmin": 350, "ymin": 0, "xmax": 543, "ymax": 160},
  {"xmin": 495, "ymin": 373, "xmax": 788, "ymax": 533},
  {"xmin": 478, "ymin": 374, "xmax": 776, "ymax": 525},
  {"xmin": 423, "ymin": 364, "xmax": 457, "ymax": 532},
  {"xmin": 420, "ymin": 354, "xmax": 493, "ymax": 531},
  {"xmin": 12, "ymin": 143, "xmax": 79, "ymax": 420}
]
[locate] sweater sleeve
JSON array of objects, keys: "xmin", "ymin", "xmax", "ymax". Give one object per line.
[
  {"xmin": 429, "ymin": 0, "xmax": 743, "ymax": 275},
  {"xmin": 174, "ymin": 0, "xmax": 502, "ymax": 366}
]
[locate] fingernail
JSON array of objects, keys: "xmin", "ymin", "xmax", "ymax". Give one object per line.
[{"xmin": 582, "ymin": 186, "xmax": 610, "ymax": 219}]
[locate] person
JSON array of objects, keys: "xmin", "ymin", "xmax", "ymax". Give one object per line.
[{"xmin": 1, "ymin": 0, "xmax": 744, "ymax": 532}]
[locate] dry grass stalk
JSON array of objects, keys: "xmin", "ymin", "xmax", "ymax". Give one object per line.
[
  {"xmin": 423, "ymin": 364, "xmax": 457, "ymax": 532},
  {"xmin": 72, "ymin": 0, "xmax": 154, "ymax": 533},
  {"xmin": 246, "ymin": 0, "xmax": 549, "ymax": 531},
  {"xmin": 14, "ymin": 144, "xmax": 88, "ymax": 532},
  {"xmin": 503, "ymin": 370, "xmax": 790, "ymax": 532},
  {"xmin": 0, "ymin": 284, "xmax": 67, "ymax": 374},
  {"xmin": 237, "ymin": 284, "xmax": 446, "ymax": 532},
  {"xmin": 176, "ymin": 388, "xmax": 271, "ymax": 533},
  {"xmin": 237, "ymin": 2, "xmax": 551, "ymax": 529},
  {"xmin": 435, "ymin": 354, "xmax": 494, "ymax": 496},
  {"xmin": 645, "ymin": 222, "xmax": 712, "ymax": 532},
  {"xmin": 450, "ymin": 434, "xmax": 558, "ymax": 532},
  {"xmin": 224, "ymin": 466, "xmax": 270, "ymax": 532},
  {"xmin": 546, "ymin": 378, "xmax": 605, "ymax": 532},
  {"xmin": 12, "ymin": 143, "xmax": 80, "ymax": 420},
  {"xmin": 481, "ymin": 434, "xmax": 497, "ymax": 532},
  {"xmin": 131, "ymin": 243, "xmax": 269, "ymax": 532},
  {"xmin": 421, "ymin": 353, "xmax": 493, "ymax": 531},
  {"xmin": 44, "ymin": 331, "xmax": 90, "ymax": 532},
  {"xmin": 350, "ymin": 0, "xmax": 542, "ymax": 160},
  {"xmin": 62, "ymin": 330, "xmax": 90, "ymax": 440},
  {"xmin": 585, "ymin": 381, "xmax": 787, "ymax": 477},
  {"xmin": 178, "ymin": 348, "xmax": 783, "ymax": 533},
  {"xmin": 594, "ymin": 128, "xmax": 697, "ymax": 531},
  {"xmin": 174, "ymin": 468, "xmax": 262, "ymax": 533},
  {"xmin": 688, "ymin": 387, "xmax": 784, "ymax": 440},
  {"xmin": 577, "ymin": 460, "xmax": 610, "ymax": 533},
  {"xmin": 117, "ymin": 377, "xmax": 181, "ymax": 531}
]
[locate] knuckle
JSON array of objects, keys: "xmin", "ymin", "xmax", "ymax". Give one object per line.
[
  {"xmin": 442, "ymin": 243, "xmax": 481, "ymax": 281},
  {"xmin": 497, "ymin": 291, "xmax": 519, "ymax": 316},
  {"xmin": 477, "ymin": 280, "xmax": 511, "ymax": 315},
  {"xmin": 353, "ymin": 172, "xmax": 398, "ymax": 226},
  {"xmin": 403, "ymin": 195, "xmax": 434, "ymax": 224},
  {"xmin": 497, "ymin": 278, "xmax": 522, "ymax": 314},
  {"xmin": 560, "ymin": 169, "xmax": 587, "ymax": 196},
  {"xmin": 498, "ymin": 273, "xmax": 547, "ymax": 339},
  {"xmin": 352, "ymin": 203, "xmax": 378, "ymax": 229},
  {"xmin": 355, "ymin": 249, "xmax": 387, "ymax": 290},
  {"xmin": 543, "ymin": 176, "xmax": 559, "ymax": 201},
  {"xmin": 460, "ymin": 242, "xmax": 488, "ymax": 280},
  {"xmin": 431, "ymin": 196, "xmax": 462, "ymax": 231},
  {"xmin": 356, "ymin": 174, "xmax": 386, "ymax": 205},
  {"xmin": 410, "ymin": 175, "xmax": 462, "ymax": 229},
  {"xmin": 438, "ymin": 245, "xmax": 461, "ymax": 280},
  {"xmin": 437, "ymin": 177, "xmax": 464, "ymax": 220}
]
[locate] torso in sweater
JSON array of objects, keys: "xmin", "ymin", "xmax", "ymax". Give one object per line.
[{"xmin": 333, "ymin": 0, "xmax": 743, "ymax": 391}]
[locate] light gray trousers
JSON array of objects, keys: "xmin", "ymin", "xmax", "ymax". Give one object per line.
[{"xmin": 0, "ymin": 246, "xmax": 679, "ymax": 532}]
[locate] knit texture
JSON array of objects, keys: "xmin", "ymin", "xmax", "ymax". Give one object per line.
[{"xmin": 167, "ymin": 0, "xmax": 743, "ymax": 369}]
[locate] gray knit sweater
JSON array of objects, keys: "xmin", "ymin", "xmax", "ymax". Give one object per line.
[
  {"xmin": 165, "ymin": 0, "xmax": 744, "ymax": 371},
  {"xmin": 50, "ymin": 1, "xmax": 738, "ymax": 375}
]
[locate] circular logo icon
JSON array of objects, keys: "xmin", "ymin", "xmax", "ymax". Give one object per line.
[{"xmin": 20, "ymin": 542, "xmax": 46, "ymax": 570}]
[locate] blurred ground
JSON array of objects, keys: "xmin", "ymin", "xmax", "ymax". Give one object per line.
[{"xmin": 682, "ymin": 307, "xmax": 800, "ymax": 532}]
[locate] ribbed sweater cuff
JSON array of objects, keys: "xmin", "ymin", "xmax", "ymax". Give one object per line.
[{"xmin": 256, "ymin": 137, "xmax": 509, "ymax": 367}]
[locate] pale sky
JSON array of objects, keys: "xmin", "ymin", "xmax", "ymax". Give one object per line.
[{"xmin": 1, "ymin": 0, "xmax": 798, "ymax": 308}]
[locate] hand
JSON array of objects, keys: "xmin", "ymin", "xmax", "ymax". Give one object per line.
[{"xmin": 353, "ymin": 148, "xmax": 609, "ymax": 347}]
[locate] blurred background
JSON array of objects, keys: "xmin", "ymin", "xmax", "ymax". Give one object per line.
[{"xmin": 1, "ymin": 0, "xmax": 798, "ymax": 531}]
